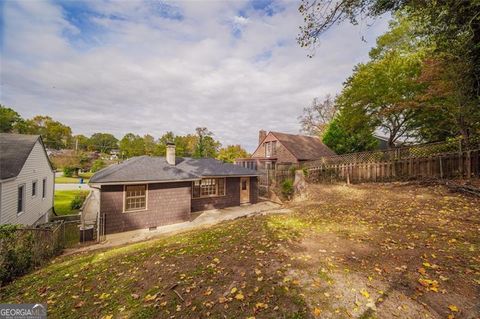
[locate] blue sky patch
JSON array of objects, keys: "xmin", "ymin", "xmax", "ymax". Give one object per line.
[
  {"xmin": 254, "ymin": 50, "xmax": 273, "ymax": 63},
  {"xmin": 146, "ymin": 1, "xmax": 183, "ymax": 21}
]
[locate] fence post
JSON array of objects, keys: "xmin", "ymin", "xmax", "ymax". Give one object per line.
[
  {"xmin": 466, "ymin": 150, "xmax": 471, "ymax": 178},
  {"xmin": 439, "ymin": 156, "xmax": 443, "ymax": 179},
  {"xmin": 458, "ymin": 139, "xmax": 464, "ymax": 176},
  {"xmin": 266, "ymin": 169, "xmax": 270, "ymax": 195}
]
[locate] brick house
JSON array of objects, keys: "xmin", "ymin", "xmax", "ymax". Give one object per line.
[
  {"xmin": 89, "ymin": 144, "xmax": 259, "ymax": 234},
  {"xmin": 236, "ymin": 130, "xmax": 335, "ymax": 169}
]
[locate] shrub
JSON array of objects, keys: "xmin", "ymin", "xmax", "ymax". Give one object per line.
[
  {"xmin": 63, "ymin": 166, "xmax": 75, "ymax": 177},
  {"xmin": 91, "ymin": 159, "xmax": 106, "ymax": 173},
  {"xmin": 302, "ymin": 167, "xmax": 309, "ymax": 177},
  {"xmin": 281, "ymin": 179, "xmax": 294, "ymax": 199},
  {"xmin": 70, "ymin": 193, "xmax": 87, "ymax": 210},
  {"xmin": 0, "ymin": 224, "xmax": 34, "ymax": 285},
  {"xmin": 289, "ymin": 166, "xmax": 297, "ymax": 175}
]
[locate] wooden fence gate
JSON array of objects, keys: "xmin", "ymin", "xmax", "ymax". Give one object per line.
[{"xmin": 258, "ymin": 168, "xmax": 295, "ymax": 198}]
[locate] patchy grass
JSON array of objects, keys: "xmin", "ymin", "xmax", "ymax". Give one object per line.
[
  {"xmin": 2, "ymin": 182, "xmax": 479, "ymax": 318},
  {"xmin": 54, "ymin": 190, "xmax": 89, "ymax": 215},
  {"xmin": 0, "ymin": 217, "xmax": 308, "ymax": 319},
  {"xmin": 55, "ymin": 172, "xmax": 93, "ymax": 184}
]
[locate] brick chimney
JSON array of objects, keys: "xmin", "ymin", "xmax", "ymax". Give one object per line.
[
  {"xmin": 259, "ymin": 130, "xmax": 267, "ymax": 145},
  {"xmin": 166, "ymin": 142, "xmax": 176, "ymax": 165}
]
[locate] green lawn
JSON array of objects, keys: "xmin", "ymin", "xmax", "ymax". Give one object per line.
[
  {"xmin": 54, "ymin": 190, "xmax": 89, "ymax": 215},
  {"xmin": 55, "ymin": 172, "xmax": 93, "ymax": 184}
]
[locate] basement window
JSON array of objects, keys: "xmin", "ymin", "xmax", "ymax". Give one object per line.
[{"xmin": 192, "ymin": 178, "xmax": 226, "ymax": 198}]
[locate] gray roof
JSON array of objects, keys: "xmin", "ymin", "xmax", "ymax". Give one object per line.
[
  {"xmin": 0, "ymin": 133, "xmax": 41, "ymax": 180},
  {"xmin": 90, "ymin": 156, "xmax": 259, "ymax": 184},
  {"xmin": 176, "ymin": 158, "xmax": 260, "ymax": 177}
]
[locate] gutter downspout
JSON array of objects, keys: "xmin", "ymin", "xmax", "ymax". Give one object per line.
[
  {"xmin": 89, "ymin": 184, "xmax": 102, "ymax": 242},
  {"xmin": 50, "ymin": 169, "xmax": 55, "ymax": 222}
]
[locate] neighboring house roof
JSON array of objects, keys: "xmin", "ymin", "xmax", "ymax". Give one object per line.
[
  {"xmin": 0, "ymin": 133, "xmax": 43, "ymax": 180},
  {"xmin": 270, "ymin": 131, "xmax": 336, "ymax": 160},
  {"xmin": 374, "ymin": 135, "xmax": 403, "ymax": 150},
  {"xmin": 90, "ymin": 156, "xmax": 259, "ymax": 184}
]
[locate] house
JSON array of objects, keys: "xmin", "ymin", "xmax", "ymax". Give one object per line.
[
  {"xmin": 235, "ymin": 130, "xmax": 336, "ymax": 169},
  {"xmin": 0, "ymin": 133, "xmax": 55, "ymax": 226},
  {"xmin": 109, "ymin": 149, "xmax": 120, "ymax": 161},
  {"xmin": 89, "ymin": 143, "xmax": 259, "ymax": 234},
  {"xmin": 374, "ymin": 135, "xmax": 403, "ymax": 150}
]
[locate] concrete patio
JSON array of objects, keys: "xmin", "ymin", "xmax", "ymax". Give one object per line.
[{"xmin": 66, "ymin": 201, "xmax": 291, "ymax": 255}]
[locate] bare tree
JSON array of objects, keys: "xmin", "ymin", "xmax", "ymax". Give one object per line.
[{"xmin": 298, "ymin": 94, "xmax": 338, "ymax": 137}]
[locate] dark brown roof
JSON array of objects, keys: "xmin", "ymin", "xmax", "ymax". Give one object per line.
[
  {"xmin": 270, "ymin": 132, "xmax": 336, "ymax": 160},
  {"xmin": 0, "ymin": 133, "xmax": 41, "ymax": 180}
]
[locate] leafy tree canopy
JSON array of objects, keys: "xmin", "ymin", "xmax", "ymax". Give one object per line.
[
  {"xmin": 193, "ymin": 127, "xmax": 221, "ymax": 158},
  {"xmin": 0, "ymin": 105, "xmax": 24, "ymax": 133},
  {"xmin": 322, "ymin": 106, "xmax": 378, "ymax": 154},
  {"xmin": 217, "ymin": 145, "xmax": 249, "ymax": 163},
  {"xmin": 119, "ymin": 133, "xmax": 145, "ymax": 158},
  {"xmin": 89, "ymin": 133, "xmax": 118, "ymax": 153}
]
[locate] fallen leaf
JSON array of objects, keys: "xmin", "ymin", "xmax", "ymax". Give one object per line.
[
  {"xmin": 99, "ymin": 293, "xmax": 110, "ymax": 300},
  {"xmin": 255, "ymin": 302, "xmax": 268, "ymax": 310},
  {"xmin": 448, "ymin": 305, "xmax": 459, "ymax": 312},
  {"xmin": 144, "ymin": 293, "xmax": 157, "ymax": 302},
  {"xmin": 360, "ymin": 290, "xmax": 370, "ymax": 298}
]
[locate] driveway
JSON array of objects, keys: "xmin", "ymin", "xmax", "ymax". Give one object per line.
[
  {"xmin": 65, "ymin": 201, "xmax": 291, "ymax": 255},
  {"xmin": 55, "ymin": 183, "xmax": 92, "ymax": 190}
]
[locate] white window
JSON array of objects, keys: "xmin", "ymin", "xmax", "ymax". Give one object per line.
[
  {"xmin": 18, "ymin": 185, "xmax": 25, "ymax": 214},
  {"xmin": 192, "ymin": 178, "xmax": 226, "ymax": 198},
  {"xmin": 265, "ymin": 142, "xmax": 272, "ymax": 157},
  {"xmin": 42, "ymin": 178, "xmax": 47, "ymax": 199},
  {"xmin": 32, "ymin": 180, "xmax": 37, "ymax": 197},
  {"xmin": 124, "ymin": 185, "xmax": 147, "ymax": 212}
]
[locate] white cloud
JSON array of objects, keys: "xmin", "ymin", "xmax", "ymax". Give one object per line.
[{"xmin": 1, "ymin": 0, "xmax": 389, "ymax": 151}]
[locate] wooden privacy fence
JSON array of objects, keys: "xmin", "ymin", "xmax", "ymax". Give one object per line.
[
  {"xmin": 0, "ymin": 219, "xmax": 86, "ymax": 285},
  {"xmin": 305, "ymin": 137, "xmax": 480, "ymax": 183},
  {"xmin": 306, "ymin": 150, "xmax": 480, "ymax": 183},
  {"xmin": 258, "ymin": 168, "xmax": 295, "ymax": 197},
  {"xmin": 7, "ymin": 220, "xmax": 79, "ymax": 263}
]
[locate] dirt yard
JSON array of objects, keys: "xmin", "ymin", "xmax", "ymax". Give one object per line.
[
  {"xmin": 1, "ymin": 183, "xmax": 479, "ymax": 318},
  {"xmin": 285, "ymin": 183, "xmax": 480, "ymax": 318}
]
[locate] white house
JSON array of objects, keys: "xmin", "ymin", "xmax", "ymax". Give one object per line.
[{"xmin": 0, "ymin": 133, "xmax": 55, "ymax": 226}]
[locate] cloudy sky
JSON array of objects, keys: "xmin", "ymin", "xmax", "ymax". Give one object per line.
[{"xmin": 1, "ymin": 0, "xmax": 389, "ymax": 151}]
